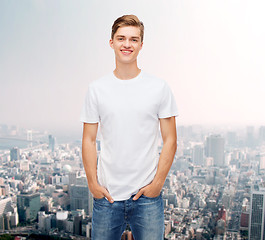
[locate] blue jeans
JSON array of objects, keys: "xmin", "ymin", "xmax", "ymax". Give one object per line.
[{"xmin": 92, "ymin": 192, "xmax": 164, "ymax": 240}]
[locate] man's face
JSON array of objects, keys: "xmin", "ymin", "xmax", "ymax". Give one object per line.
[{"xmin": 109, "ymin": 26, "xmax": 143, "ymax": 65}]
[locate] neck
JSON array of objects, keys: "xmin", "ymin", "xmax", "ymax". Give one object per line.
[{"xmin": 113, "ymin": 60, "xmax": 141, "ymax": 80}]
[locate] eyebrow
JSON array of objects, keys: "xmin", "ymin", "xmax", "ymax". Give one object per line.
[{"xmin": 116, "ymin": 35, "xmax": 140, "ymax": 39}]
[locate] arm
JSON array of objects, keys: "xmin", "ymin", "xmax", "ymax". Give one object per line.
[
  {"xmin": 133, "ymin": 116, "xmax": 177, "ymax": 200},
  {"xmin": 82, "ymin": 122, "xmax": 114, "ymax": 202}
]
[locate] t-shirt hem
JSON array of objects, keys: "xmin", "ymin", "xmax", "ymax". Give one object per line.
[
  {"xmin": 112, "ymin": 195, "xmax": 135, "ymax": 201},
  {"xmin": 80, "ymin": 118, "xmax": 99, "ymax": 123},
  {"xmin": 158, "ymin": 112, "xmax": 179, "ymax": 119}
]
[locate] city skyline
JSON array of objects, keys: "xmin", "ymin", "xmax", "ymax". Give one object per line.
[
  {"xmin": 1, "ymin": 117, "xmax": 265, "ymax": 238},
  {"xmin": 0, "ymin": 0, "xmax": 264, "ymax": 136}
]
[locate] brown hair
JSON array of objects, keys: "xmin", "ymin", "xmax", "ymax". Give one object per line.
[{"xmin": 111, "ymin": 15, "xmax": 144, "ymax": 42}]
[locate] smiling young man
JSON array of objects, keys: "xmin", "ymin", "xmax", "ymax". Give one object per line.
[{"xmin": 80, "ymin": 15, "xmax": 178, "ymax": 240}]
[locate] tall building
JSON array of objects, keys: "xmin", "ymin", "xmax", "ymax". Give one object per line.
[
  {"xmin": 69, "ymin": 171, "xmax": 79, "ymax": 185},
  {"xmin": 17, "ymin": 192, "xmax": 40, "ymax": 222},
  {"xmin": 73, "ymin": 214, "xmax": 82, "ymax": 235},
  {"xmin": 56, "ymin": 211, "xmax": 68, "ymax": 231},
  {"xmin": 38, "ymin": 211, "xmax": 52, "ymax": 233},
  {"xmin": 257, "ymin": 153, "xmax": 265, "ymax": 172},
  {"xmin": 0, "ymin": 197, "xmax": 18, "ymax": 230},
  {"xmin": 249, "ymin": 186, "xmax": 265, "ymax": 239},
  {"xmin": 192, "ymin": 145, "xmax": 204, "ymax": 166},
  {"xmin": 69, "ymin": 185, "xmax": 90, "ymax": 215},
  {"xmin": 205, "ymin": 135, "xmax": 225, "ymax": 167},
  {"xmin": 10, "ymin": 147, "xmax": 19, "ymax": 161},
  {"xmin": 226, "ymin": 131, "xmax": 237, "ymax": 147},
  {"xmin": 259, "ymin": 126, "xmax": 265, "ymax": 143},
  {"xmin": 48, "ymin": 135, "xmax": 56, "ymax": 152},
  {"xmin": 246, "ymin": 126, "xmax": 255, "ymax": 148},
  {"xmin": 0, "ymin": 197, "xmax": 13, "ymax": 216}
]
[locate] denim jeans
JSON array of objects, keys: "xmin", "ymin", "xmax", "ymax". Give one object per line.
[{"xmin": 92, "ymin": 192, "xmax": 164, "ymax": 240}]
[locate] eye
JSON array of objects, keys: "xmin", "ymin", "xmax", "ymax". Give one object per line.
[{"xmin": 132, "ymin": 39, "xmax": 138, "ymax": 42}]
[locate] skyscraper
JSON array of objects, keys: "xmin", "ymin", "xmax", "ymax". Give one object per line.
[
  {"xmin": 10, "ymin": 147, "xmax": 19, "ymax": 161},
  {"xmin": 257, "ymin": 153, "xmax": 265, "ymax": 172},
  {"xmin": 48, "ymin": 135, "xmax": 56, "ymax": 152},
  {"xmin": 205, "ymin": 135, "xmax": 225, "ymax": 167},
  {"xmin": 69, "ymin": 185, "xmax": 90, "ymax": 215},
  {"xmin": 259, "ymin": 126, "xmax": 265, "ymax": 144},
  {"xmin": 246, "ymin": 126, "xmax": 255, "ymax": 148},
  {"xmin": 0, "ymin": 197, "xmax": 12, "ymax": 216},
  {"xmin": 17, "ymin": 192, "xmax": 40, "ymax": 222},
  {"xmin": 249, "ymin": 186, "xmax": 265, "ymax": 239},
  {"xmin": 226, "ymin": 131, "xmax": 237, "ymax": 147},
  {"xmin": 192, "ymin": 145, "xmax": 204, "ymax": 166}
]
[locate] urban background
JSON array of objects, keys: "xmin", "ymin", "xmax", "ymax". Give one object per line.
[{"xmin": 1, "ymin": 124, "xmax": 265, "ymax": 239}]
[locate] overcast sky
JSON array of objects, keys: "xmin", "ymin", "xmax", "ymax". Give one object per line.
[{"xmin": 0, "ymin": 0, "xmax": 264, "ymax": 138}]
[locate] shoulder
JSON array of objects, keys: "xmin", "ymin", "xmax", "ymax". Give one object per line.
[
  {"xmin": 89, "ymin": 73, "xmax": 112, "ymax": 86},
  {"xmin": 142, "ymin": 70, "xmax": 168, "ymax": 88},
  {"xmin": 86, "ymin": 73, "xmax": 112, "ymax": 90}
]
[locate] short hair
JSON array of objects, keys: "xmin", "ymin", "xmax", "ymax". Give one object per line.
[{"xmin": 111, "ymin": 15, "xmax": 144, "ymax": 42}]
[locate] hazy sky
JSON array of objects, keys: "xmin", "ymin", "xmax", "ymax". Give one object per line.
[{"xmin": 0, "ymin": 0, "xmax": 264, "ymax": 137}]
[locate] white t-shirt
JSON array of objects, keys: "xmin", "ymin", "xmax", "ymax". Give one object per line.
[{"xmin": 80, "ymin": 70, "xmax": 178, "ymax": 201}]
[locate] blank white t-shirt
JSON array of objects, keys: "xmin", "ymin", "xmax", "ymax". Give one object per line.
[{"xmin": 80, "ymin": 70, "xmax": 178, "ymax": 201}]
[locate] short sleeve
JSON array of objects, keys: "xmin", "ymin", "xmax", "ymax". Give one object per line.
[
  {"xmin": 158, "ymin": 82, "xmax": 179, "ymax": 119},
  {"xmin": 80, "ymin": 85, "xmax": 100, "ymax": 123}
]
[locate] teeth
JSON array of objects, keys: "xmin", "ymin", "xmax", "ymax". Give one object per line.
[{"xmin": 122, "ymin": 51, "xmax": 131, "ymax": 53}]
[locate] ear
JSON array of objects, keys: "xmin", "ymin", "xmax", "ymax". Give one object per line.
[
  {"xmin": 140, "ymin": 41, "xmax": 143, "ymax": 50},
  {"xmin": 109, "ymin": 39, "xmax": 114, "ymax": 49}
]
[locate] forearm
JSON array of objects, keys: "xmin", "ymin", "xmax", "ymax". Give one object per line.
[
  {"xmin": 152, "ymin": 140, "xmax": 177, "ymax": 188},
  {"xmin": 82, "ymin": 138, "xmax": 98, "ymax": 188}
]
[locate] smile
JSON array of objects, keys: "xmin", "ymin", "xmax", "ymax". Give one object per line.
[{"xmin": 121, "ymin": 50, "xmax": 133, "ymax": 55}]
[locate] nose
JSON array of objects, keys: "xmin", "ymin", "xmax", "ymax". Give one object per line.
[{"xmin": 123, "ymin": 39, "xmax": 131, "ymax": 48}]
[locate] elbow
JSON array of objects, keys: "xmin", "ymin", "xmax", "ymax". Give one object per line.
[
  {"xmin": 81, "ymin": 138, "xmax": 97, "ymax": 155},
  {"xmin": 164, "ymin": 138, "xmax": 177, "ymax": 151},
  {"xmin": 82, "ymin": 137, "xmax": 97, "ymax": 146}
]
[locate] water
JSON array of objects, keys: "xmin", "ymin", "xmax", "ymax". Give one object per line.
[{"xmin": 0, "ymin": 139, "xmax": 30, "ymax": 150}]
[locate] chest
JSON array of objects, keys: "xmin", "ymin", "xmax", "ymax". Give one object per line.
[{"xmin": 97, "ymin": 85, "xmax": 161, "ymax": 121}]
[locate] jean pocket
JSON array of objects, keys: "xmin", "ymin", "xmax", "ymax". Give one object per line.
[
  {"xmin": 93, "ymin": 196, "xmax": 105, "ymax": 201},
  {"xmin": 141, "ymin": 192, "xmax": 161, "ymax": 199}
]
